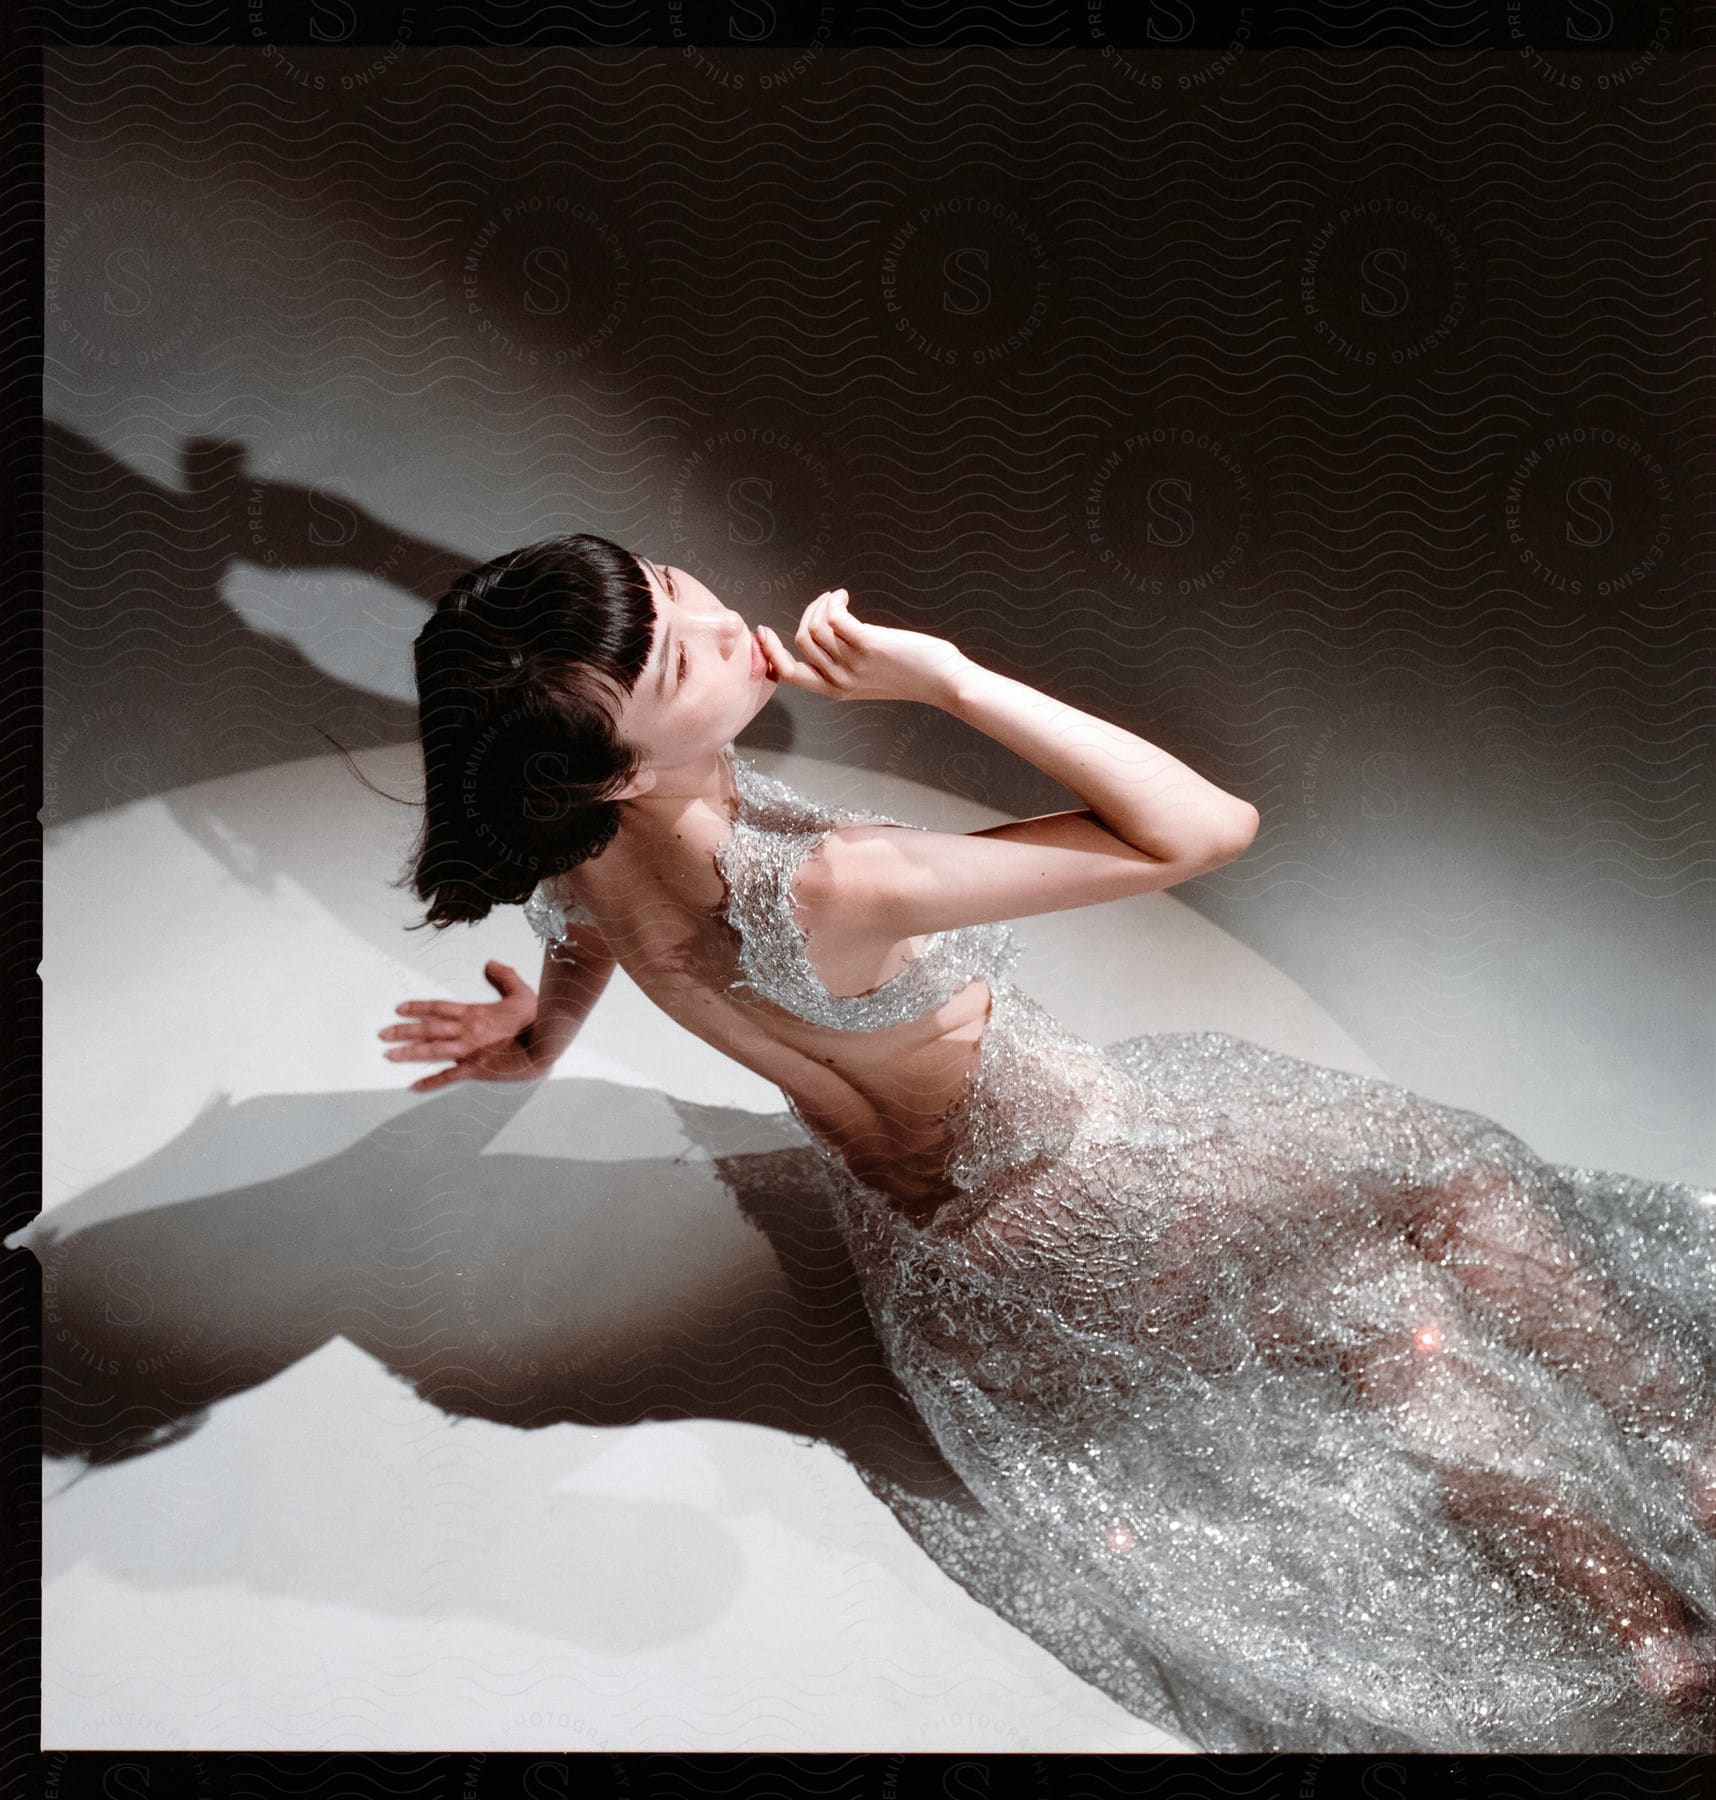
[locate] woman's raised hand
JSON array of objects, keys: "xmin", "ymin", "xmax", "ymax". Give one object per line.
[
  {"xmin": 757, "ymin": 589, "xmax": 967, "ymax": 708},
  {"xmin": 380, "ymin": 960, "xmax": 548, "ymax": 1092}
]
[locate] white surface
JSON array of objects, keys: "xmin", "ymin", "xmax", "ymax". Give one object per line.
[{"xmin": 36, "ymin": 745, "xmax": 1383, "ymax": 1752}]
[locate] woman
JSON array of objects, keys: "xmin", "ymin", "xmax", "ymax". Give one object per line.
[{"xmin": 383, "ymin": 532, "xmax": 1716, "ymax": 1752}]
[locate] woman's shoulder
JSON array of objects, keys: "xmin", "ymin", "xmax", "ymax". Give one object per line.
[
  {"xmin": 537, "ymin": 863, "xmax": 587, "ymax": 903},
  {"xmin": 533, "ymin": 749, "xmax": 901, "ymax": 937},
  {"xmin": 546, "ymin": 820, "xmax": 731, "ymax": 927},
  {"xmin": 727, "ymin": 747, "xmax": 907, "ymax": 835},
  {"xmin": 523, "ymin": 869, "xmax": 595, "ymax": 942}
]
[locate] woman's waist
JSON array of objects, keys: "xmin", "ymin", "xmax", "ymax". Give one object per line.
[
  {"xmin": 817, "ymin": 980, "xmax": 1139, "ymax": 1225},
  {"xmin": 769, "ymin": 979, "xmax": 1008, "ymax": 1215},
  {"xmin": 798, "ymin": 1050, "xmax": 1000, "ymax": 1213}
]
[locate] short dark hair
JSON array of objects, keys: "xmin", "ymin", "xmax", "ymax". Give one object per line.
[{"xmin": 405, "ymin": 531, "xmax": 655, "ymax": 929}]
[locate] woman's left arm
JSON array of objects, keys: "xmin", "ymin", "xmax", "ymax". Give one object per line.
[
  {"xmin": 522, "ymin": 927, "xmax": 619, "ymax": 1065},
  {"xmin": 382, "ymin": 927, "xmax": 618, "ymax": 1091}
]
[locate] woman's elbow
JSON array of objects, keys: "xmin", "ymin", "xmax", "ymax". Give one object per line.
[{"xmin": 1209, "ymin": 803, "xmax": 1260, "ymax": 861}]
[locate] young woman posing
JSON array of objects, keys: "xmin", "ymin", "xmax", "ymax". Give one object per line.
[{"xmin": 381, "ymin": 533, "xmax": 1716, "ymax": 1752}]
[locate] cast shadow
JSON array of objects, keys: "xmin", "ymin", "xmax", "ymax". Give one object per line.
[
  {"xmin": 43, "ymin": 420, "xmax": 467, "ymax": 828},
  {"xmin": 20, "ymin": 1074, "xmax": 971, "ymax": 1511},
  {"xmin": 42, "ymin": 418, "xmax": 803, "ymax": 965}
]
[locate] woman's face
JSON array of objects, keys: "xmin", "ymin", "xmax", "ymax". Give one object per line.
[{"xmin": 610, "ymin": 556, "xmax": 778, "ymax": 788}]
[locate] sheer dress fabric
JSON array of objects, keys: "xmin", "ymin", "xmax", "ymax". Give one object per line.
[{"xmin": 526, "ymin": 744, "xmax": 1716, "ymax": 1752}]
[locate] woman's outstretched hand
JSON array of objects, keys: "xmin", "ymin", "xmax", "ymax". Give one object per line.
[
  {"xmin": 380, "ymin": 960, "xmax": 547, "ymax": 1092},
  {"xmin": 757, "ymin": 589, "xmax": 967, "ymax": 708}
]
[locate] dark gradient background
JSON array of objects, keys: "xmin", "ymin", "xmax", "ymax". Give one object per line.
[
  {"xmin": 22, "ymin": 4, "xmax": 1716, "ymax": 1781},
  {"xmin": 44, "ymin": 39, "xmax": 1712, "ymax": 1180}
]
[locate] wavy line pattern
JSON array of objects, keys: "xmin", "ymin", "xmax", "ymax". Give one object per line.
[{"xmin": 27, "ymin": 17, "xmax": 1716, "ymax": 1768}]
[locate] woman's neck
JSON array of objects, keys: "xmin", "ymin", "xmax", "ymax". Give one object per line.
[{"xmin": 617, "ymin": 741, "xmax": 739, "ymax": 832}]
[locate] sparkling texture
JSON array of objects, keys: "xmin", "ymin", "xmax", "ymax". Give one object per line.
[
  {"xmin": 528, "ymin": 745, "xmax": 1716, "ymax": 1752},
  {"xmin": 710, "ymin": 754, "xmax": 1022, "ymax": 1025},
  {"xmin": 521, "ymin": 880, "xmax": 595, "ymax": 963}
]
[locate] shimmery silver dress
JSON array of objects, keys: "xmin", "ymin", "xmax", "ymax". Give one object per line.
[{"xmin": 527, "ymin": 744, "xmax": 1716, "ymax": 1753}]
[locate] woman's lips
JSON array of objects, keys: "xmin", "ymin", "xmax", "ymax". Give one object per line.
[{"xmin": 750, "ymin": 630, "xmax": 769, "ymax": 680}]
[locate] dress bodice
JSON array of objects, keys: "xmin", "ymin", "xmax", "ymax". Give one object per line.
[
  {"xmin": 711, "ymin": 745, "xmax": 1020, "ymax": 1029},
  {"xmin": 524, "ymin": 741, "xmax": 1021, "ymax": 1032}
]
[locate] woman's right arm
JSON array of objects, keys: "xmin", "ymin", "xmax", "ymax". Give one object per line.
[
  {"xmin": 762, "ymin": 592, "xmax": 1258, "ymax": 941},
  {"xmin": 938, "ymin": 656, "xmax": 1257, "ymax": 861}
]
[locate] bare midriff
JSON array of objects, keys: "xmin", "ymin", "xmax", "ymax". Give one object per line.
[
  {"xmin": 768, "ymin": 977, "xmax": 996, "ymax": 1213},
  {"xmin": 661, "ymin": 953, "xmax": 993, "ymax": 1219}
]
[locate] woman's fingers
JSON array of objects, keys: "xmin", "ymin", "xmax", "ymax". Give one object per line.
[
  {"xmin": 408, "ymin": 1043, "xmax": 541, "ymax": 1092},
  {"xmin": 483, "ymin": 959, "xmax": 527, "ymax": 998},
  {"xmin": 394, "ymin": 999, "xmax": 465, "ymax": 1021},
  {"xmin": 759, "ymin": 624, "xmax": 814, "ymax": 689},
  {"xmin": 759, "ymin": 590, "xmax": 861, "ymax": 694},
  {"xmin": 381, "ymin": 1018, "xmax": 461, "ymax": 1040},
  {"xmin": 798, "ymin": 592, "xmax": 854, "ymax": 686},
  {"xmin": 808, "ymin": 594, "xmax": 843, "ymax": 651},
  {"xmin": 795, "ymin": 598, "xmax": 842, "ymax": 684},
  {"xmin": 382, "ymin": 1002, "xmax": 469, "ymax": 1061},
  {"xmin": 756, "ymin": 624, "xmax": 789, "ymax": 678},
  {"xmin": 380, "ymin": 1013, "xmax": 466, "ymax": 1045},
  {"xmin": 797, "ymin": 640, "xmax": 841, "ymax": 686},
  {"xmin": 387, "ymin": 1037, "xmax": 469, "ymax": 1061},
  {"xmin": 383, "ymin": 1032, "xmax": 460, "ymax": 1054},
  {"xmin": 820, "ymin": 590, "xmax": 863, "ymax": 645},
  {"xmin": 826, "ymin": 592, "xmax": 864, "ymax": 642}
]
